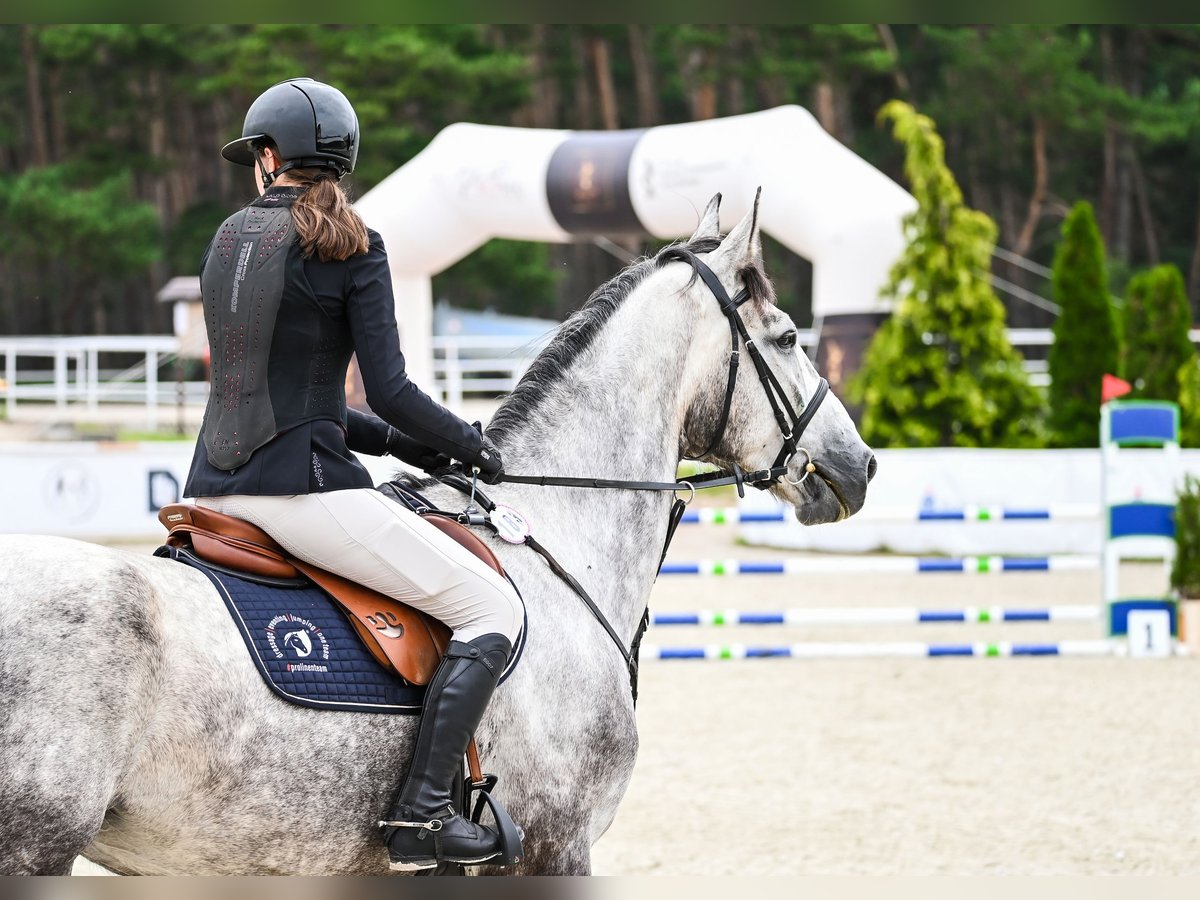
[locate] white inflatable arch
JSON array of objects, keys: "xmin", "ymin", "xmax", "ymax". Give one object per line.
[{"xmin": 355, "ymin": 105, "xmax": 915, "ymax": 389}]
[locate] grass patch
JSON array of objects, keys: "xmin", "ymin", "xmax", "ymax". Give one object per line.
[{"xmin": 116, "ymin": 429, "xmax": 193, "ymax": 442}]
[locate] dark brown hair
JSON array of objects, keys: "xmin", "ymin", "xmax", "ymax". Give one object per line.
[{"xmin": 282, "ymin": 165, "xmax": 370, "ymax": 262}]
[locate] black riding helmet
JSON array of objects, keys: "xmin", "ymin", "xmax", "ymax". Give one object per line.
[{"xmin": 221, "ymin": 77, "xmax": 359, "ymax": 185}]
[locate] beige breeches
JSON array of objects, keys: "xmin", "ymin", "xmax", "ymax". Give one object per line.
[{"xmin": 196, "ymin": 489, "xmax": 522, "ymax": 644}]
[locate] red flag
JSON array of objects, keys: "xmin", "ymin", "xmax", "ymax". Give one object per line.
[{"xmin": 1102, "ymin": 373, "xmax": 1132, "ymax": 404}]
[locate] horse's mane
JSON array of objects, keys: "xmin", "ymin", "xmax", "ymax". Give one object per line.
[{"xmin": 488, "ymin": 235, "xmax": 775, "ymax": 443}]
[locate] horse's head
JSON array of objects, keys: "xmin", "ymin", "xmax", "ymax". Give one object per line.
[{"xmin": 678, "ymin": 191, "xmax": 876, "ymax": 525}]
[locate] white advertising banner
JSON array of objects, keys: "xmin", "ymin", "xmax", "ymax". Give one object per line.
[
  {"xmin": 0, "ymin": 442, "xmax": 412, "ymax": 541},
  {"xmin": 739, "ymin": 447, "xmax": 1193, "ymax": 556},
  {"xmin": 4, "ymin": 443, "xmax": 1187, "ymax": 555}
]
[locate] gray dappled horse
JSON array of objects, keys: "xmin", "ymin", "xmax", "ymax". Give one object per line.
[{"xmin": 0, "ymin": 194, "xmax": 875, "ymax": 875}]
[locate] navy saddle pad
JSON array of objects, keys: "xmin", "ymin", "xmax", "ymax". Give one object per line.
[{"xmin": 158, "ymin": 545, "xmax": 426, "ymax": 714}]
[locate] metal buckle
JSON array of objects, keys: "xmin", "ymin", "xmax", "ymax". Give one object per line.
[{"xmin": 785, "ymin": 448, "xmax": 817, "ymax": 486}]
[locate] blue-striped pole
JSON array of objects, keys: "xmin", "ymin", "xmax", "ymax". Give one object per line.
[
  {"xmin": 639, "ymin": 640, "xmax": 1120, "ymax": 660},
  {"xmin": 679, "ymin": 504, "xmax": 1099, "ymax": 525},
  {"xmin": 657, "ymin": 556, "xmax": 1098, "ymax": 576},
  {"xmin": 649, "ymin": 606, "xmax": 1103, "ymax": 627}
]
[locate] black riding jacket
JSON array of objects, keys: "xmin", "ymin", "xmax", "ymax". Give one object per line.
[{"xmin": 184, "ymin": 185, "xmax": 481, "ymax": 497}]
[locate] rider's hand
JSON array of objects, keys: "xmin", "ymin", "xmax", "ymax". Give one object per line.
[
  {"xmin": 385, "ymin": 427, "xmax": 453, "ymax": 473},
  {"xmin": 470, "ymin": 422, "xmax": 504, "ymax": 484}
]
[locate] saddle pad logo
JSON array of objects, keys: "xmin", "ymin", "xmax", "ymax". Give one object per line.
[{"xmin": 266, "ymin": 613, "xmax": 331, "ymax": 673}]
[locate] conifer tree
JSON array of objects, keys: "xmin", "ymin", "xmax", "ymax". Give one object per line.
[
  {"xmin": 1177, "ymin": 357, "xmax": 1200, "ymax": 447},
  {"xmin": 851, "ymin": 101, "xmax": 1041, "ymax": 447},
  {"xmin": 1046, "ymin": 201, "xmax": 1118, "ymax": 447},
  {"xmin": 1122, "ymin": 264, "xmax": 1194, "ymax": 401}
]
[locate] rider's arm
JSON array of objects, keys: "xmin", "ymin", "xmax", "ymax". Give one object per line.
[
  {"xmin": 344, "ymin": 231, "xmax": 484, "ymax": 464},
  {"xmin": 344, "ymin": 407, "xmax": 389, "ymax": 455},
  {"xmin": 344, "ymin": 407, "xmax": 448, "ymax": 471}
]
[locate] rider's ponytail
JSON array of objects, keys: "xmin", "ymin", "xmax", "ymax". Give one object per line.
[{"xmin": 284, "ymin": 166, "xmax": 370, "ymax": 262}]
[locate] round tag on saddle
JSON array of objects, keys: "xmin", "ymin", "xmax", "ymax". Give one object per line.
[{"xmin": 491, "ymin": 505, "xmax": 531, "ymax": 544}]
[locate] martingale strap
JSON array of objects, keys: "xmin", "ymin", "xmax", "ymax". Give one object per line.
[
  {"xmin": 426, "ymin": 252, "xmax": 833, "ymax": 700},
  {"xmin": 422, "ymin": 473, "xmax": 636, "ymax": 682}
]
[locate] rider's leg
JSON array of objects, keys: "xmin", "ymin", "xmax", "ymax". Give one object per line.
[
  {"xmin": 196, "ymin": 490, "xmax": 522, "ymax": 868},
  {"xmin": 380, "ymin": 631, "xmax": 512, "ymax": 869},
  {"xmin": 197, "ymin": 490, "xmax": 522, "ymax": 642}
]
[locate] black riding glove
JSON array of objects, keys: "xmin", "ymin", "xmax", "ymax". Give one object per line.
[
  {"xmin": 385, "ymin": 426, "xmax": 453, "ymax": 473},
  {"xmin": 470, "ymin": 421, "xmax": 504, "ymax": 485}
]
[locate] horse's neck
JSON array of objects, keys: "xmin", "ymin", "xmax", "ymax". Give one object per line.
[{"xmin": 495, "ymin": 294, "xmax": 699, "ymax": 639}]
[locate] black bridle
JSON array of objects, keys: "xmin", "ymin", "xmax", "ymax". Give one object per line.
[
  {"xmin": 437, "ymin": 254, "xmax": 832, "ymax": 699},
  {"xmin": 495, "ymin": 254, "xmax": 830, "ymax": 498}
]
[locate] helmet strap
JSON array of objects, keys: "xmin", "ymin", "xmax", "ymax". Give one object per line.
[
  {"xmin": 257, "ymin": 153, "xmax": 278, "ymax": 190},
  {"xmin": 259, "ymin": 156, "xmax": 343, "ymax": 188}
]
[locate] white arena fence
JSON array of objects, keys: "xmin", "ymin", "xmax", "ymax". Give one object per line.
[{"xmin": 11, "ymin": 329, "xmax": 1200, "ymax": 425}]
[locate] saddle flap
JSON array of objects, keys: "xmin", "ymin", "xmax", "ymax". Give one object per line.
[{"xmin": 292, "ymin": 560, "xmax": 450, "ymax": 686}]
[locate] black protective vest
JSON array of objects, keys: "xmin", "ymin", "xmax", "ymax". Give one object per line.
[{"xmin": 200, "ymin": 201, "xmax": 350, "ymax": 470}]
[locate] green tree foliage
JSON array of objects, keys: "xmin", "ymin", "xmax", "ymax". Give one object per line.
[
  {"xmin": 433, "ymin": 240, "xmax": 563, "ymax": 318},
  {"xmin": 9, "ymin": 24, "xmax": 1200, "ymax": 349},
  {"xmin": 1171, "ymin": 473, "xmax": 1200, "ymax": 597},
  {"xmin": 0, "ymin": 165, "xmax": 160, "ymax": 331},
  {"xmin": 1046, "ymin": 201, "xmax": 1119, "ymax": 447},
  {"xmin": 1121, "ymin": 264, "xmax": 1194, "ymax": 401},
  {"xmin": 850, "ymin": 101, "xmax": 1041, "ymax": 447},
  {"xmin": 1178, "ymin": 357, "xmax": 1200, "ymax": 447}
]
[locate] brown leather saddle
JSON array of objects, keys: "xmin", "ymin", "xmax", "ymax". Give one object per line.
[{"xmin": 158, "ymin": 502, "xmax": 505, "ymax": 688}]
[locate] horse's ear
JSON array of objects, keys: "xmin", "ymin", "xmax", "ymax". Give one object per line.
[
  {"xmin": 688, "ymin": 193, "xmax": 722, "ymax": 242},
  {"xmin": 708, "ymin": 187, "xmax": 763, "ymax": 272}
]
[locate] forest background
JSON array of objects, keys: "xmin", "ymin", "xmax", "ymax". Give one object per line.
[{"xmin": 4, "ymin": 24, "xmax": 1200, "ymax": 341}]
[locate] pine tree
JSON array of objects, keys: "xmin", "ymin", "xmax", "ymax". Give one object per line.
[
  {"xmin": 1122, "ymin": 264, "xmax": 1194, "ymax": 401},
  {"xmin": 1177, "ymin": 357, "xmax": 1200, "ymax": 447},
  {"xmin": 1046, "ymin": 201, "xmax": 1118, "ymax": 446},
  {"xmin": 850, "ymin": 101, "xmax": 1042, "ymax": 447}
]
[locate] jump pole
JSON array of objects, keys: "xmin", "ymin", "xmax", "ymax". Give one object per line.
[
  {"xmin": 650, "ymin": 606, "xmax": 1104, "ymax": 627},
  {"xmin": 658, "ymin": 556, "xmax": 1099, "ymax": 576},
  {"xmin": 679, "ymin": 504, "xmax": 1100, "ymax": 525},
  {"xmin": 640, "ymin": 640, "xmax": 1121, "ymax": 660}
]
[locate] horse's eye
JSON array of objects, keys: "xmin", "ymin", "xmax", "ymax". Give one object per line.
[{"xmin": 776, "ymin": 330, "xmax": 797, "ymax": 350}]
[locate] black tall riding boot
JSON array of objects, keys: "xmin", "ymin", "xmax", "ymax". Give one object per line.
[{"xmin": 381, "ymin": 633, "xmax": 512, "ymax": 871}]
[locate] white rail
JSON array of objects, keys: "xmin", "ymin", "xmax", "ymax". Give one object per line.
[
  {"xmin": 0, "ymin": 335, "xmax": 180, "ymax": 428},
  {"xmin": 431, "ymin": 333, "xmax": 550, "ymax": 410},
  {"xmin": 8, "ymin": 328, "xmax": 1200, "ymax": 426}
]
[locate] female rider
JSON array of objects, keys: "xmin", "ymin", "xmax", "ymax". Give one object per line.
[{"xmin": 183, "ymin": 77, "xmax": 522, "ymax": 871}]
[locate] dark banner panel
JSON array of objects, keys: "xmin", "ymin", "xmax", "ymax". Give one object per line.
[{"xmin": 547, "ymin": 130, "xmax": 647, "ymax": 236}]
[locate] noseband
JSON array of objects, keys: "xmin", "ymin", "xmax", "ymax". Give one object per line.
[{"xmin": 683, "ymin": 254, "xmax": 830, "ymax": 488}]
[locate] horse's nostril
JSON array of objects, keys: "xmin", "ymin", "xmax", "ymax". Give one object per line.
[{"xmin": 866, "ymin": 454, "xmax": 878, "ymax": 482}]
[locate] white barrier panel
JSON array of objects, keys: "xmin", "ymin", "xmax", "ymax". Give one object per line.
[
  {"xmin": 739, "ymin": 447, "xmax": 1196, "ymax": 556},
  {"xmin": 2, "ymin": 442, "xmax": 1195, "ymax": 547},
  {"xmin": 0, "ymin": 442, "xmax": 410, "ymax": 541}
]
